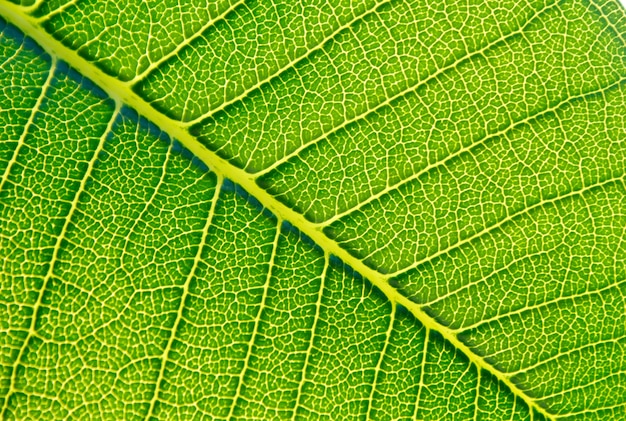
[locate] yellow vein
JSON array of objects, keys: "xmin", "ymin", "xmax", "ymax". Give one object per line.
[
  {"xmin": 506, "ymin": 334, "xmax": 626, "ymax": 377},
  {"xmin": 0, "ymin": 104, "xmax": 119, "ymax": 418},
  {"xmin": 316, "ymin": 77, "xmax": 625, "ymax": 228},
  {"xmin": 119, "ymin": 139, "xmax": 172, "ymax": 266},
  {"xmin": 387, "ymin": 174, "xmax": 626, "ymax": 279},
  {"xmin": 554, "ymin": 402, "xmax": 626, "ymax": 418},
  {"xmin": 19, "ymin": 0, "xmax": 47, "ymax": 15},
  {"xmin": 615, "ymin": 225, "xmax": 626, "ymax": 279},
  {"xmin": 0, "ymin": 57, "xmax": 55, "ymax": 194},
  {"xmin": 411, "ymin": 327, "xmax": 430, "ymax": 420},
  {"xmin": 510, "ymin": 396, "xmax": 518, "ymax": 421},
  {"xmin": 182, "ymin": 0, "xmax": 392, "ymax": 126},
  {"xmin": 473, "ymin": 368, "xmax": 482, "ymax": 421},
  {"xmin": 423, "ymin": 249, "xmax": 550, "ymax": 308},
  {"xmin": 143, "ymin": 176, "xmax": 222, "ymax": 421},
  {"xmin": 252, "ymin": 0, "xmax": 559, "ymax": 178},
  {"xmin": 455, "ymin": 278, "xmax": 626, "ymax": 334},
  {"xmin": 226, "ymin": 218, "xmax": 282, "ymax": 420},
  {"xmin": 82, "ymin": 142, "xmax": 175, "ymax": 341},
  {"xmin": 127, "ymin": 0, "xmax": 247, "ymax": 85},
  {"xmin": 451, "ymin": 360, "xmax": 475, "ymax": 401},
  {"xmin": 364, "ymin": 302, "xmax": 396, "ymax": 421},
  {"xmin": 538, "ymin": 369, "xmax": 626, "ymax": 400},
  {"xmin": 33, "ymin": 0, "xmax": 80, "ymax": 22},
  {"xmin": 290, "ymin": 252, "xmax": 328, "ymax": 421}
]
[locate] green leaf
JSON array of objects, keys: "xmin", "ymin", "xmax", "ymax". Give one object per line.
[{"xmin": 1, "ymin": 0, "xmax": 625, "ymax": 419}]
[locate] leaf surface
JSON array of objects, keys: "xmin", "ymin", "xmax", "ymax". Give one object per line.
[{"xmin": 0, "ymin": 0, "xmax": 625, "ymax": 419}]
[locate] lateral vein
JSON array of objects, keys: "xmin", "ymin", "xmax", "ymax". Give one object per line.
[
  {"xmin": 0, "ymin": 55, "xmax": 55, "ymax": 194},
  {"xmin": 143, "ymin": 177, "xmax": 223, "ymax": 421},
  {"xmin": 0, "ymin": 102, "xmax": 120, "ymax": 417},
  {"xmin": 225, "ymin": 217, "xmax": 282, "ymax": 420}
]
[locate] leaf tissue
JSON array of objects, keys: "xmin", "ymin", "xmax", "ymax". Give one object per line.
[{"xmin": 0, "ymin": 0, "xmax": 625, "ymax": 419}]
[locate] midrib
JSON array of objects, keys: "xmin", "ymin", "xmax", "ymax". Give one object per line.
[{"xmin": 0, "ymin": 3, "xmax": 555, "ymax": 419}]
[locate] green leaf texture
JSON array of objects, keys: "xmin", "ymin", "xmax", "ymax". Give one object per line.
[{"xmin": 0, "ymin": 0, "xmax": 625, "ymax": 419}]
